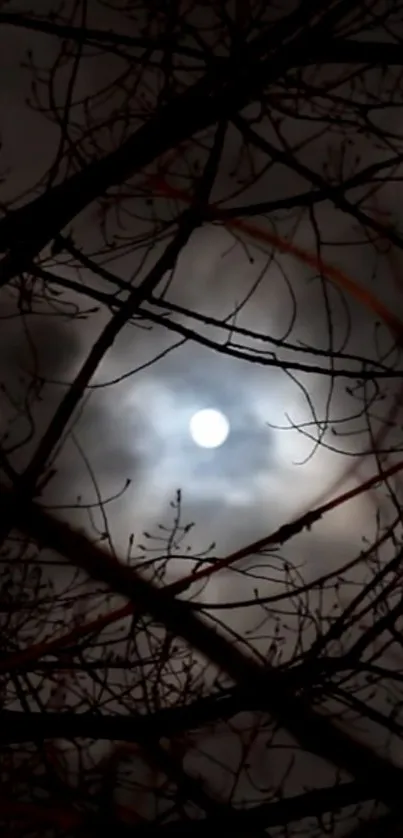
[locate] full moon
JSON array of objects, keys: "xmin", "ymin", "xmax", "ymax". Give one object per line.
[{"xmin": 189, "ymin": 409, "xmax": 230, "ymax": 449}]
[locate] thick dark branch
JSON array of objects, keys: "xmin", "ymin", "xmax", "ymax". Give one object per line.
[
  {"xmin": 112, "ymin": 780, "xmax": 377, "ymax": 836},
  {"xmin": 0, "ymin": 654, "xmax": 393, "ymax": 744},
  {"xmin": 2, "ymin": 11, "xmax": 399, "ymax": 67},
  {"xmin": 0, "ymin": 11, "xmax": 205, "ymax": 61},
  {"xmin": 0, "ymin": 24, "xmax": 291, "ymax": 279},
  {"xmin": 0, "ymin": 705, "xmax": 250, "ymax": 822},
  {"xmin": 0, "ymin": 710, "xmax": 383, "ymax": 832},
  {"xmin": 138, "ymin": 305, "xmax": 403, "ymax": 379},
  {"xmin": 4, "ymin": 487, "xmax": 403, "ymax": 814},
  {"xmin": 0, "ymin": 693, "xmax": 247, "ymax": 744},
  {"xmin": 0, "ymin": 4, "xmax": 366, "ymax": 286},
  {"xmin": 33, "ymin": 266, "xmax": 401, "ymax": 379},
  {"xmin": 312, "ymin": 38, "xmax": 403, "ymax": 66},
  {"xmin": 217, "ymin": 154, "xmax": 403, "ymax": 220}
]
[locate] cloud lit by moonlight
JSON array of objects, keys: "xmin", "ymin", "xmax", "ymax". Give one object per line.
[{"xmin": 189, "ymin": 408, "xmax": 230, "ymax": 449}]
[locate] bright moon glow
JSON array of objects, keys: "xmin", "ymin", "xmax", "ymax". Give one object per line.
[{"xmin": 190, "ymin": 409, "xmax": 230, "ymax": 449}]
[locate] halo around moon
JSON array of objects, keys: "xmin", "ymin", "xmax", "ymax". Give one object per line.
[{"xmin": 189, "ymin": 408, "xmax": 230, "ymax": 449}]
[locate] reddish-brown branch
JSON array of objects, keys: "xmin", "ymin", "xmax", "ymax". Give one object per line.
[
  {"xmin": 0, "ymin": 796, "xmax": 83, "ymax": 830},
  {"xmin": 2, "ymin": 455, "xmax": 403, "ymax": 674},
  {"xmin": 146, "ymin": 173, "xmax": 403, "ymax": 339}
]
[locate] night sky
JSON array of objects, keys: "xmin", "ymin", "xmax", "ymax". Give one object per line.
[
  {"xmin": 0, "ymin": 2, "xmax": 401, "ymax": 614},
  {"xmin": 1, "ymin": 2, "xmax": 403, "ymax": 828}
]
